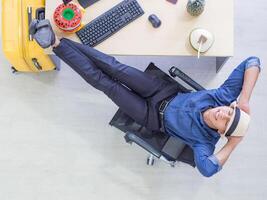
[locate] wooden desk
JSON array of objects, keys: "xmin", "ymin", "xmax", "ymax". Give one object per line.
[{"xmin": 45, "ymin": 0, "xmax": 233, "ymax": 71}]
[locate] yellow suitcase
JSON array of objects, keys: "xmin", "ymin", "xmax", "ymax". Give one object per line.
[{"xmin": 2, "ymin": 0, "xmax": 57, "ymax": 72}]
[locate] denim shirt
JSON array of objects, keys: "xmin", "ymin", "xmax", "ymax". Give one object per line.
[{"xmin": 164, "ymin": 57, "xmax": 261, "ymax": 177}]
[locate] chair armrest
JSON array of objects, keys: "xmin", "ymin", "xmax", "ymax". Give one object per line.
[
  {"xmin": 161, "ymin": 136, "xmax": 186, "ymax": 160},
  {"xmin": 125, "ymin": 132, "xmax": 162, "ymax": 158},
  {"xmin": 169, "ymin": 67, "xmax": 205, "ymax": 91}
]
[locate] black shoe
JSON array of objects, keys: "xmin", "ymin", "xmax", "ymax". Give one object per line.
[{"xmin": 29, "ymin": 19, "xmax": 56, "ymax": 49}]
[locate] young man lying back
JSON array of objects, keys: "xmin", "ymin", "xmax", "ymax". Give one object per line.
[{"xmin": 30, "ymin": 19, "xmax": 261, "ymax": 177}]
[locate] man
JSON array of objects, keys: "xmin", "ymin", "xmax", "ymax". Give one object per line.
[{"xmin": 30, "ymin": 19, "xmax": 261, "ymax": 177}]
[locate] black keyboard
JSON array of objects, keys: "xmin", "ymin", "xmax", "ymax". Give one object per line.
[{"xmin": 76, "ymin": 0, "xmax": 144, "ymax": 47}]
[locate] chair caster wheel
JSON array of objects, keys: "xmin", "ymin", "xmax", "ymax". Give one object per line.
[
  {"xmin": 170, "ymin": 162, "xmax": 176, "ymax": 168},
  {"xmin": 146, "ymin": 155, "xmax": 155, "ymax": 166}
]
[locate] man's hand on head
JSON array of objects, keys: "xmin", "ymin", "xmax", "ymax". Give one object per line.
[{"xmin": 237, "ymin": 99, "xmax": 250, "ymax": 114}]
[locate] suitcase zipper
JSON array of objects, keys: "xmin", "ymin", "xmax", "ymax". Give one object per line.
[
  {"xmin": 28, "ymin": 6, "xmax": 42, "ymax": 71},
  {"xmin": 24, "ymin": 5, "xmax": 42, "ymax": 71}
]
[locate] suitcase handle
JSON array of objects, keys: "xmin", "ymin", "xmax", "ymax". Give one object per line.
[
  {"xmin": 32, "ymin": 58, "xmax": 43, "ymax": 70},
  {"xmin": 36, "ymin": 8, "xmax": 45, "ymax": 20}
]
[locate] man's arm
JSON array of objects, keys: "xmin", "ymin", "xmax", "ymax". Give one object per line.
[
  {"xmin": 215, "ymin": 57, "xmax": 261, "ymax": 105},
  {"xmin": 193, "ymin": 143, "xmax": 222, "ymax": 177},
  {"xmin": 215, "ymin": 63, "xmax": 261, "ymax": 166},
  {"xmin": 238, "ymin": 66, "xmax": 260, "ymax": 114},
  {"xmin": 215, "ymin": 136, "xmax": 242, "ymax": 166}
]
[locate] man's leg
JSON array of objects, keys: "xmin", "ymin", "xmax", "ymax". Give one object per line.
[
  {"xmin": 62, "ymin": 38, "xmax": 166, "ymax": 98},
  {"xmin": 29, "ymin": 19, "xmax": 165, "ymax": 98},
  {"xmin": 53, "ymin": 39, "xmax": 148, "ymax": 125}
]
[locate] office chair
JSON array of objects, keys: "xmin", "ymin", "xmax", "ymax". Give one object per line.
[{"xmin": 109, "ymin": 63, "xmax": 205, "ymax": 167}]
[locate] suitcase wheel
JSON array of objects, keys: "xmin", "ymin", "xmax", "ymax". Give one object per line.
[{"xmin": 11, "ymin": 66, "xmax": 18, "ymax": 74}]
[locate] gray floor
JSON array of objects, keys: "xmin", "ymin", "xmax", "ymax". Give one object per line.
[{"xmin": 0, "ymin": 0, "xmax": 267, "ymax": 200}]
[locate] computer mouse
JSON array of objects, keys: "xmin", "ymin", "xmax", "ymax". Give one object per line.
[{"xmin": 148, "ymin": 14, "xmax": 161, "ymax": 28}]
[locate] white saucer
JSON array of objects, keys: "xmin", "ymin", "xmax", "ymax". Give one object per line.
[{"xmin": 189, "ymin": 28, "xmax": 214, "ymax": 53}]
